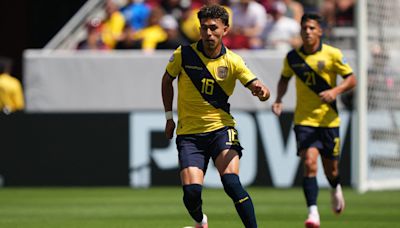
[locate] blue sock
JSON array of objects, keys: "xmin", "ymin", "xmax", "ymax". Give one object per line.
[
  {"xmin": 303, "ymin": 176, "xmax": 319, "ymax": 207},
  {"xmin": 221, "ymin": 174, "xmax": 257, "ymax": 228},
  {"xmin": 183, "ymin": 184, "xmax": 203, "ymax": 223}
]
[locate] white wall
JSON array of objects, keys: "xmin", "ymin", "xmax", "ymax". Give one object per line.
[{"xmin": 23, "ymin": 49, "xmax": 356, "ymax": 112}]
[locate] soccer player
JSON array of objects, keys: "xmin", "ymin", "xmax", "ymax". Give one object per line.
[
  {"xmin": 161, "ymin": 4, "xmax": 270, "ymax": 228},
  {"xmin": 0, "ymin": 57, "xmax": 24, "ymax": 114},
  {"xmin": 271, "ymin": 13, "xmax": 356, "ymax": 228}
]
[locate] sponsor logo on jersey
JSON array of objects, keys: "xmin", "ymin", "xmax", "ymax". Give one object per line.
[
  {"xmin": 184, "ymin": 65, "xmax": 203, "ymax": 70},
  {"xmin": 292, "ymin": 63, "xmax": 306, "ymax": 68}
]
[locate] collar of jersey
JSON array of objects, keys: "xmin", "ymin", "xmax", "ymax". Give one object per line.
[
  {"xmin": 299, "ymin": 41, "xmax": 323, "ymax": 55},
  {"xmin": 196, "ymin": 40, "xmax": 226, "ymax": 59}
]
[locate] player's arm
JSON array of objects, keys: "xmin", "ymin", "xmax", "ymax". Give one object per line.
[
  {"xmin": 247, "ymin": 79, "xmax": 270, "ymax": 102},
  {"xmin": 319, "ymin": 73, "xmax": 356, "ymax": 103},
  {"xmin": 272, "ymin": 76, "xmax": 291, "ymax": 116},
  {"xmin": 161, "ymin": 71, "xmax": 176, "ymax": 139}
]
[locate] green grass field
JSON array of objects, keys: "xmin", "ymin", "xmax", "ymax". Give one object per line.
[{"xmin": 0, "ymin": 187, "xmax": 399, "ymax": 228}]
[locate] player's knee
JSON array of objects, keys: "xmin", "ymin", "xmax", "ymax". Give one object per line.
[
  {"xmin": 303, "ymin": 159, "xmax": 318, "ymax": 175},
  {"xmin": 221, "ymin": 174, "xmax": 249, "ymax": 203},
  {"xmin": 183, "ymin": 184, "xmax": 202, "ymax": 210}
]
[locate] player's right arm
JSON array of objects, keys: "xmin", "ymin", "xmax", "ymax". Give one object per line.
[
  {"xmin": 272, "ymin": 56, "xmax": 293, "ymax": 116},
  {"xmin": 162, "ymin": 47, "xmax": 182, "ymax": 139},
  {"xmin": 272, "ymin": 76, "xmax": 290, "ymax": 116},
  {"xmin": 161, "ymin": 71, "xmax": 176, "ymax": 139}
]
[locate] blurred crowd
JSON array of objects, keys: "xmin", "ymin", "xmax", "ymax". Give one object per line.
[{"xmin": 77, "ymin": 0, "xmax": 355, "ymax": 52}]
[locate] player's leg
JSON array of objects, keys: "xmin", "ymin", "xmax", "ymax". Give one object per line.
[
  {"xmin": 322, "ymin": 157, "xmax": 345, "ymax": 214},
  {"xmin": 295, "ymin": 125, "xmax": 321, "ymax": 227},
  {"xmin": 181, "ymin": 167, "xmax": 208, "ymax": 227},
  {"xmin": 177, "ymin": 135, "xmax": 208, "ymax": 227},
  {"xmin": 301, "ymin": 147, "xmax": 321, "ymax": 228},
  {"xmin": 215, "ymin": 149, "xmax": 258, "ymax": 228},
  {"xmin": 207, "ymin": 127, "xmax": 257, "ymax": 227},
  {"xmin": 320, "ymin": 127, "xmax": 345, "ymax": 214}
]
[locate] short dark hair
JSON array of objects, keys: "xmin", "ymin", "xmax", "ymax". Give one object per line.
[
  {"xmin": 197, "ymin": 4, "xmax": 229, "ymax": 26},
  {"xmin": 301, "ymin": 12, "xmax": 323, "ymax": 26}
]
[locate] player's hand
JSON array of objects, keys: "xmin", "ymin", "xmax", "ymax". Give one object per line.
[
  {"xmin": 165, "ymin": 119, "xmax": 176, "ymax": 139},
  {"xmin": 272, "ymin": 102, "xmax": 283, "ymax": 116},
  {"xmin": 319, "ymin": 89, "xmax": 337, "ymax": 103},
  {"xmin": 251, "ymin": 81, "xmax": 270, "ymax": 102}
]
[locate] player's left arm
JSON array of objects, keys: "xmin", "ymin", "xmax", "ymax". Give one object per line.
[
  {"xmin": 247, "ymin": 79, "xmax": 270, "ymax": 102},
  {"xmin": 319, "ymin": 73, "xmax": 356, "ymax": 103},
  {"xmin": 319, "ymin": 50, "xmax": 357, "ymax": 103}
]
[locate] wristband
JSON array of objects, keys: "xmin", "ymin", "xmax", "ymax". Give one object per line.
[{"xmin": 165, "ymin": 111, "xmax": 173, "ymax": 120}]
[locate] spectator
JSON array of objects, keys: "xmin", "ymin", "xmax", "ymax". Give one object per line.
[
  {"xmin": 0, "ymin": 57, "xmax": 24, "ymax": 114},
  {"xmin": 120, "ymin": 0, "xmax": 151, "ymax": 31},
  {"xmin": 335, "ymin": 0, "xmax": 355, "ymax": 27},
  {"xmin": 101, "ymin": 0, "xmax": 126, "ymax": 49},
  {"xmin": 77, "ymin": 18, "xmax": 108, "ymax": 50},
  {"xmin": 319, "ymin": 0, "xmax": 335, "ymax": 37},
  {"xmin": 160, "ymin": 0, "xmax": 190, "ymax": 20},
  {"xmin": 261, "ymin": 1, "xmax": 301, "ymax": 51},
  {"xmin": 115, "ymin": 24, "xmax": 142, "ymax": 49},
  {"xmin": 298, "ymin": 0, "xmax": 320, "ymax": 13},
  {"xmin": 320, "ymin": 0, "xmax": 354, "ymax": 39},
  {"xmin": 282, "ymin": 0, "xmax": 304, "ymax": 22},
  {"xmin": 177, "ymin": 4, "xmax": 199, "ymax": 43},
  {"xmin": 132, "ymin": 6, "xmax": 167, "ymax": 52},
  {"xmin": 258, "ymin": 0, "xmax": 274, "ymax": 13},
  {"xmin": 228, "ymin": 0, "xmax": 268, "ymax": 49},
  {"xmin": 156, "ymin": 15, "xmax": 188, "ymax": 49}
]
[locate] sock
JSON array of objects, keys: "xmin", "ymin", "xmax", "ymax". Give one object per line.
[
  {"xmin": 183, "ymin": 184, "xmax": 203, "ymax": 223},
  {"xmin": 303, "ymin": 176, "xmax": 319, "ymax": 207},
  {"xmin": 327, "ymin": 175, "xmax": 340, "ymax": 189},
  {"xmin": 221, "ymin": 174, "xmax": 257, "ymax": 228},
  {"xmin": 308, "ymin": 205, "xmax": 319, "ymax": 215}
]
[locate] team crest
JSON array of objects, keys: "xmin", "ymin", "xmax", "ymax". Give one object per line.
[
  {"xmin": 317, "ymin": 61, "xmax": 325, "ymax": 71},
  {"xmin": 217, "ymin": 66, "xmax": 228, "ymax": 79}
]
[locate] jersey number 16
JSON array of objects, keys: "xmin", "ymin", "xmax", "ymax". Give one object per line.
[{"xmin": 201, "ymin": 78, "xmax": 215, "ymax": 95}]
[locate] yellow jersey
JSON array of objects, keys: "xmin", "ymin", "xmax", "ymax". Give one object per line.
[
  {"xmin": 166, "ymin": 41, "xmax": 256, "ymax": 135},
  {"xmin": 0, "ymin": 73, "xmax": 24, "ymax": 112},
  {"xmin": 133, "ymin": 25, "xmax": 167, "ymax": 50},
  {"xmin": 281, "ymin": 43, "xmax": 353, "ymax": 127},
  {"xmin": 101, "ymin": 11, "xmax": 125, "ymax": 48}
]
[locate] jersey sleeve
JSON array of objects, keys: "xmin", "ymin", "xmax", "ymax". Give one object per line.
[
  {"xmin": 281, "ymin": 56, "xmax": 294, "ymax": 78},
  {"xmin": 234, "ymin": 54, "xmax": 257, "ymax": 86},
  {"xmin": 165, "ymin": 46, "xmax": 182, "ymax": 78},
  {"xmin": 333, "ymin": 49, "xmax": 353, "ymax": 77}
]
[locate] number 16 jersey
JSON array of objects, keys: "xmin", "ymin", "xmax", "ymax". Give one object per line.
[{"xmin": 165, "ymin": 41, "xmax": 257, "ymax": 135}]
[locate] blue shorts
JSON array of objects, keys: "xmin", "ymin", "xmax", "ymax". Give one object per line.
[
  {"xmin": 176, "ymin": 126, "xmax": 243, "ymax": 172},
  {"xmin": 294, "ymin": 125, "xmax": 340, "ymax": 160}
]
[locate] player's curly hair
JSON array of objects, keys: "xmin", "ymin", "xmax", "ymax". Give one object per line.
[
  {"xmin": 197, "ymin": 4, "xmax": 229, "ymax": 26},
  {"xmin": 301, "ymin": 12, "xmax": 323, "ymax": 26}
]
